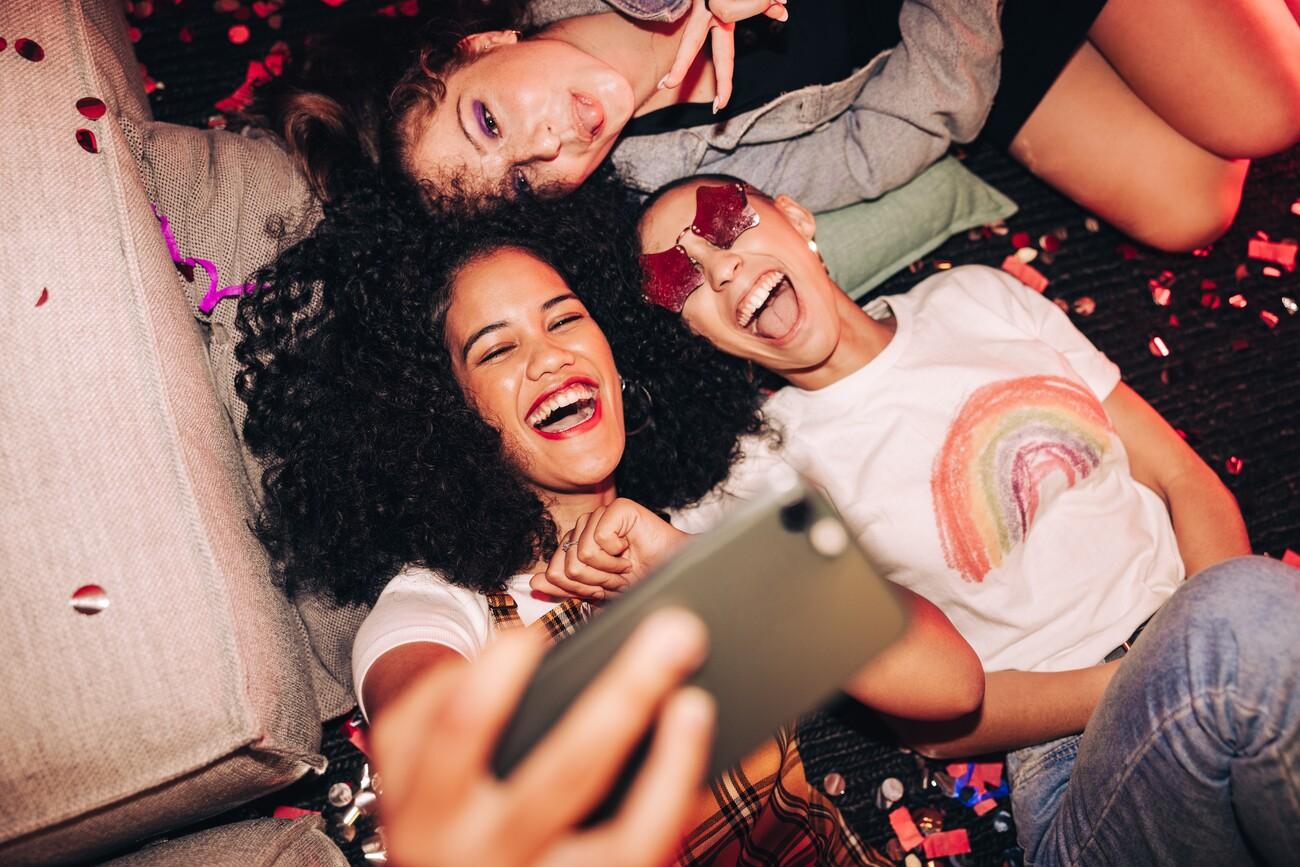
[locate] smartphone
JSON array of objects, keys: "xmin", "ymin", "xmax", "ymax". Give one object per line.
[{"xmin": 490, "ymin": 474, "xmax": 908, "ymax": 816}]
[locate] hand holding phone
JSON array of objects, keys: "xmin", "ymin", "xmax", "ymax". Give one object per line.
[
  {"xmin": 497, "ymin": 477, "xmax": 908, "ymax": 819},
  {"xmin": 371, "ymin": 611, "xmax": 715, "ymax": 867}
]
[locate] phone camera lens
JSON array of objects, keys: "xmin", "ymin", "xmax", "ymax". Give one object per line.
[{"xmin": 779, "ymin": 500, "xmax": 811, "ymax": 532}]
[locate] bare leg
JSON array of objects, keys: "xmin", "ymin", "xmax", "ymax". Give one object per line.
[
  {"xmin": 1088, "ymin": 0, "xmax": 1300, "ymax": 159},
  {"xmin": 1010, "ymin": 43, "xmax": 1248, "ymax": 253}
]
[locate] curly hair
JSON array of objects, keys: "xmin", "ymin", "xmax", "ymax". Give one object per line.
[
  {"xmin": 238, "ymin": 1, "xmax": 528, "ymax": 202},
  {"xmin": 236, "ymin": 171, "xmax": 767, "ymax": 606}
]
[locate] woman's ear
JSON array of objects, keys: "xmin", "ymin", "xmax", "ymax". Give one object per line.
[
  {"xmin": 773, "ymin": 194, "xmax": 817, "ymax": 242},
  {"xmin": 457, "ymin": 30, "xmax": 521, "ymax": 56}
]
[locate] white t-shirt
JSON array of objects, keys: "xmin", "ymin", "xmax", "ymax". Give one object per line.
[
  {"xmin": 673, "ymin": 265, "xmax": 1184, "ymax": 673},
  {"xmin": 351, "ymin": 569, "xmax": 561, "ymax": 720}
]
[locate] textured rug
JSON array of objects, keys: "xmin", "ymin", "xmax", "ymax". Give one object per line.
[{"xmin": 129, "ymin": 2, "xmax": 1300, "ymax": 864}]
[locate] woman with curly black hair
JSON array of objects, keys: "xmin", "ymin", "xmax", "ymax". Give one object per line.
[{"xmin": 236, "ymin": 173, "xmax": 983, "ymax": 865}]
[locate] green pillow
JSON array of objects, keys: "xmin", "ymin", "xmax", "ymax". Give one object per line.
[{"xmin": 814, "ymin": 155, "xmax": 1017, "ymax": 300}]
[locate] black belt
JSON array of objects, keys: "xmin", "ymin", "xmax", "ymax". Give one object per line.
[{"xmin": 1103, "ymin": 619, "xmax": 1149, "ymax": 663}]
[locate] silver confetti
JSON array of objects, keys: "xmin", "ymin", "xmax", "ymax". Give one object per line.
[{"xmin": 328, "ymin": 782, "xmax": 354, "ymax": 808}]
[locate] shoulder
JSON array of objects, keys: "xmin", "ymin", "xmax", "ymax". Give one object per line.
[
  {"xmin": 352, "ymin": 567, "xmax": 492, "ymax": 691},
  {"xmin": 903, "ymin": 264, "xmax": 1053, "ymax": 327}
]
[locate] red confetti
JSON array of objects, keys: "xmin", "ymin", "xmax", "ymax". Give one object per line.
[
  {"xmin": 1235, "ymin": 264, "xmax": 1251, "ymax": 282},
  {"xmin": 1231, "ymin": 337, "xmax": 1251, "ymax": 352},
  {"xmin": 15, "ymin": 37, "xmax": 45, "ymax": 62},
  {"xmin": 75, "ymin": 129, "xmax": 99, "ymax": 153},
  {"xmin": 1263, "ymin": 265, "xmax": 1283, "ymax": 279},
  {"xmin": 1201, "ymin": 278, "xmax": 1218, "ymax": 291},
  {"xmin": 1292, "ymin": 200, "xmax": 1300, "ymax": 217},
  {"xmin": 1011, "ymin": 231, "xmax": 1032, "ymax": 250},
  {"xmin": 322, "ymin": 0, "xmax": 348, "ymax": 6},
  {"xmin": 0, "ymin": 37, "xmax": 7, "ymax": 52},
  {"xmin": 214, "ymin": 0, "xmax": 240, "ymax": 11},
  {"xmin": 921, "ymin": 830, "xmax": 971, "ymax": 859},
  {"xmin": 76, "ymin": 97, "xmax": 107, "ymax": 120},
  {"xmin": 1192, "ymin": 245, "xmax": 1213, "ymax": 257},
  {"xmin": 340, "ymin": 713, "xmax": 369, "ymax": 755},
  {"xmin": 252, "ymin": 0, "xmax": 283, "ymax": 16},
  {"xmin": 1147, "ymin": 334, "xmax": 1171, "ymax": 358},
  {"xmin": 378, "ymin": 0, "xmax": 420, "ymax": 14},
  {"xmin": 1039, "ymin": 234, "xmax": 1061, "ymax": 253},
  {"xmin": 128, "ymin": 25, "xmax": 142, "ymax": 43},
  {"xmin": 272, "ymin": 806, "xmax": 319, "ymax": 820},
  {"xmin": 1175, "ymin": 428, "xmax": 1188, "ymax": 440},
  {"xmin": 36, "ymin": 288, "xmax": 49, "ymax": 307},
  {"xmin": 1201, "ymin": 292, "xmax": 1222, "ymax": 310},
  {"xmin": 972, "ymin": 762, "xmax": 1003, "ymax": 788},
  {"xmin": 134, "ymin": 0, "xmax": 155, "ymax": 17},
  {"xmin": 973, "ymin": 798, "xmax": 998, "ymax": 816},
  {"xmin": 1225, "ymin": 456, "xmax": 1244, "ymax": 476},
  {"xmin": 139, "ymin": 62, "xmax": 159, "ymax": 94},
  {"xmin": 179, "ymin": 26, "xmax": 193, "ymax": 44},
  {"xmin": 889, "ymin": 807, "xmax": 924, "ymax": 851},
  {"xmin": 1260, "ymin": 310, "xmax": 1280, "ymax": 329},
  {"xmin": 1168, "ymin": 314, "xmax": 1180, "ymax": 328},
  {"xmin": 1229, "ymin": 293, "xmax": 1248, "ymax": 309},
  {"xmin": 1282, "ymin": 549, "xmax": 1300, "ymax": 568},
  {"xmin": 1247, "ymin": 238, "xmax": 1297, "ymax": 271},
  {"xmin": 1117, "ymin": 243, "xmax": 1140, "ymax": 260},
  {"xmin": 1150, "ymin": 284, "xmax": 1172, "ymax": 307},
  {"xmin": 228, "ymin": 24, "xmax": 251, "ymax": 45},
  {"xmin": 1000, "ymin": 255, "xmax": 1049, "ymax": 293}
]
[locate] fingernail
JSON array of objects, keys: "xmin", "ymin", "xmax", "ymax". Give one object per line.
[
  {"xmin": 775, "ymin": 7, "xmax": 788, "ymax": 21},
  {"xmin": 638, "ymin": 608, "xmax": 708, "ymax": 663},
  {"xmin": 672, "ymin": 686, "xmax": 716, "ymax": 729},
  {"xmin": 712, "ymin": 98, "xmax": 720, "ymax": 115},
  {"xmin": 657, "ymin": 75, "xmax": 670, "ymax": 90}
]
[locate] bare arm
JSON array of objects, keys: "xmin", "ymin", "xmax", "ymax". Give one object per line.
[
  {"xmin": 1104, "ymin": 382, "xmax": 1250, "ymax": 574},
  {"xmin": 362, "ymin": 641, "xmax": 464, "ymax": 724},
  {"xmin": 879, "ymin": 663, "xmax": 1120, "ymax": 759},
  {"xmin": 842, "ymin": 588, "xmax": 985, "ymax": 721}
]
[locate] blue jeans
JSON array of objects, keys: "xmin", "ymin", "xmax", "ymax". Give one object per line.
[{"xmin": 1006, "ymin": 556, "xmax": 1300, "ymax": 866}]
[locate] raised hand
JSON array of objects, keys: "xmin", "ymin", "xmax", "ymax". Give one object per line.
[{"xmin": 659, "ymin": 0, "xmax": 789, "ymax": 113}]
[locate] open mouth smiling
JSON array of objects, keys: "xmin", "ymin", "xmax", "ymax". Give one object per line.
[
  {"xmin": 526, "ymin": 377, "xmax": 602, "ymax": 439},
  {"xmin": 735, "ymin": 270, "xmax": 800, "ymax": 340}
]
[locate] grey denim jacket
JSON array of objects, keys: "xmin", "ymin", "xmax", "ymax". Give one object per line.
[{"xmin": 527, "ymin": 0, "xmax": 1003, "ymax": 212}]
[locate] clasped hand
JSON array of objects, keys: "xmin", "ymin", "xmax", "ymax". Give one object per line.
[{"xmin": 531, "ymin": 498, "xmax": 689, "ymax": 600}]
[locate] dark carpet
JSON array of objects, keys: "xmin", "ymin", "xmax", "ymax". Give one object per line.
[{"xmin": 129, "ymin": 1, "xmax": 1300, "ymax": 864}]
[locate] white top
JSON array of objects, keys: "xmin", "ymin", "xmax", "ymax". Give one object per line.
[
  {"xmin": 351, "ymin": 569, "xmax": 560, "ymax": 720},
  {"xmin": 672, "ymin": 265, "xmax": 1184, "ymax": 673}
]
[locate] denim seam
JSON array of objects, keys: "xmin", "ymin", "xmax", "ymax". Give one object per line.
[{"xmin": 1069, "ymin": 686, "xmax": 1267, "ymax": 866}]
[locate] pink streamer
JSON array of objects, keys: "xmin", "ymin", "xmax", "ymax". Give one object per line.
[{"xmin": 151, "ymin": 203, "xmax": 259, "ymax": 314}]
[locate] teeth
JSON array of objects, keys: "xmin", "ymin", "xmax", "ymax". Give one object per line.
[
  {"xmin": 737, "ymin": 272, "xmax": 786, "ymax": 327},
  {"xmin": 527, "ymin": 383, "xmax": 598, "ymax": 428}
]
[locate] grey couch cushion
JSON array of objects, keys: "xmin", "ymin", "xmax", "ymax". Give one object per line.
[
  {"xmin": 125, "ymin": 116, "xmax": 367, "ymax": 719},
  {"xmin": 0, "ymin": 2, "xmax": 326, "ymax": 862},
  {"xmin": 102, "ymin": 817, "xmax": 347, "ymax": 867}
]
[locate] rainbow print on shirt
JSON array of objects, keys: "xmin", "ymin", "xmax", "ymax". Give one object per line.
[{"xmin": 931, "ymin": 375, "xmax": 1113, "ymax": 583}]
